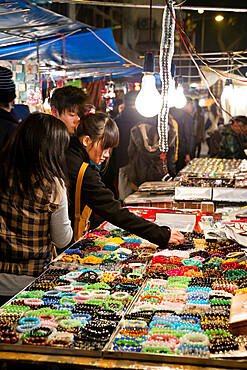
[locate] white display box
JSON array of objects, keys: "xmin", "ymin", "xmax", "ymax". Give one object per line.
[
  {"xmin": 175, "ymin": 186, "xmax": 212, "ymax": 201},
  {"xmin": 155, "ymin": 212, "xmax": 196, "ymax": 232},
  {"xmin": 212, "ymin": 188, "xmax": 247, "ymax": 202}
]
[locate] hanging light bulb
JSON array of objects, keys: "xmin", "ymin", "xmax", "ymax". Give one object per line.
[
  {"xmin": 174, "ymin": 76, "xmax": 186, "ymax": 109},
  {"xmin": 168, "ymin": 78, "xmax": 176, "ymax": 108},
  {"xmin": 135, "ymin": 52, "xmax": 162, "ymax": 117}
]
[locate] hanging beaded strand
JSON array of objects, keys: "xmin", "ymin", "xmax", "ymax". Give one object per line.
[{"xmin": 158, "ymin": 0, "xmax": 175, "ymax": 153}]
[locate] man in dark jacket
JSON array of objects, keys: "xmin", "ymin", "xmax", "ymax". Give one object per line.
[
  {"xmin": 218, "ymin": 116, "xmax": 247, "ymax": 159},
  {"xmin": 171, "ymin": 97, "xmax": 195, "ymax": 173},
  {"xmin": 0, "ymin": 66, "xmax": 18, "ymax": 150},
  {"xmin": 115, "ymin": 90, "xmax": 143, "ymax": 200}
]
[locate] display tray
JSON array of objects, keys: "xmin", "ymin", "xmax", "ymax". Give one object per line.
[
  {"xmin": 103, "ymin": 349, "xmax": 247, "ymax": 368},
  {"xmin": 175, "ymin": 186, "xmax": 212, "ymax": 201},
  {"xmin": 138, "ymin": 181, "xmax": 176, "ymax": 194},
  {"xmin": 0, "ymin": 343, "xmax": 103, "ymax": 357},
  {"xmin": 124, "ymin": 192, "xmax": 175, "ymax": 205},
  {"xmin": 213, "ymin": 188, "xmax": 247, "ymax": 202}
]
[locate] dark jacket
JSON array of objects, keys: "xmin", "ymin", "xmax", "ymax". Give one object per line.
[
  {"xmin": 115, "ymin": 107, "xmax": 143, "ymax": 169},
  {"xmin": 217, "ymin": 125, "xmax": 246, "ymax": 159},
  {"xmin": 171, "ymin": 107, "xmax": 195, "ymax": 173},
  {"xmin": 173, "ymin": 107, "xmax": 195, "ymax": 157},
  {"xmin": 194, "ymin": 111, "xmax": 205, "ymax": 143},
  {"xmin": 0, "ymin": 108, "xmax": 19, "ymax": 150},
  {"xmin": 124, "ymin": 123, "xmax": 165, "ymax": 187},
  {"xmin": 65, "ymin": 136, "xmax": 171, "ymax": 246}
]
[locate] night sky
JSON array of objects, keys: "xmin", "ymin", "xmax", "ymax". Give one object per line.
[
  {"xmin": 177, "ymin": 0, "xmax": 247, "ymax": 53},
  {"xmin": 181, "ymin": 0, "xmax": 247, "ymax": 7}
]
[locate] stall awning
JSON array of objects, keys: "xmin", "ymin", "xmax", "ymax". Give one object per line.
[
  {"xmin": 0, "ymin": 0, "xmax": 91, "ymax": 47},
  {"xmin": 0, "ymin": 0, "xmax": 142, "ymax": 79}
]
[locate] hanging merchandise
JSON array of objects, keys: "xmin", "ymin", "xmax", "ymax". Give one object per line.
[
  {"xmin": 103, "ymin": 80, "xmax": 116, "ymax": 112},
  {"xmin": 158, "ymin": 0, "xmax": 175, "ymax": 153}
]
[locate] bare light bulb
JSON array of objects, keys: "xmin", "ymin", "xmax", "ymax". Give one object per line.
[
  {"xmin": 168, "ymin": 78, "xmax": 176, "ymax": 108},
  {"xmin": 135, "ymin": 74, "xmax": 162, "ymax": 117},
  {"xmin": 174, "ymin": 84, "xmax": 186, "ymax": 109}
]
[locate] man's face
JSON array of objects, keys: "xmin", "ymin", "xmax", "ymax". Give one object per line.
[
  {"xmin": 52, "ymin": 107, "xmax": 80, "ymax": 134},
  {"xmin": 187, "ymin": 101, "xmax": 194, "ymax": 113},
  {"xmin": 231, "ymin": 120, "xmax": 243, "ymax": 135}
]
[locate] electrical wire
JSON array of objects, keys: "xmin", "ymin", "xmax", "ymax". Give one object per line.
[
  {"xmin": 86, "ymin": 27, "xmax": 143, "ymax": 69},
  {"xmin": 166, "ymin": 0, "xmax": 247, "ymax": 135}
]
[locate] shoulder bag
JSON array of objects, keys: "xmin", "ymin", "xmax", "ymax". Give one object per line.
[{"xmin": 74, "ymin": 162, "xmax": 92, "ymax": 241}]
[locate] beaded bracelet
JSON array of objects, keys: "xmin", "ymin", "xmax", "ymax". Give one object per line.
[
  {"xmin": 111, "ymin": 292, "xmax": 129, "ymax": 300},
  {"xmin": 180, "ymin": 332, "xmax": 209, "ymax": 347},
  {"xmin": 59, "ymin": 297, "xmax": 77, "ymax": 306},
  {"xmin": 23, "ymin": 298, "xmax": 44, "ymax": 307},
  {"xmin": 140, "ymin": 295, "xmax": 163, "ymax": 304},
  {"xmin": 16, "ymin": 322, "xmax": 42, "ymax": 333},
  {"xmin": 105, "ymin": 300, "xmax": 123, "ymax": 311},
  {"xmin": 54, "ymin": 284, "xmax": 74, "ymax": 292},
  {"xmin": 19, "ymin": 316, "xmax": 41, "ymax": 326},
  {"xmin": 22, "ymin": 337, "xmax": 49, "ymax": 346},
  {"xmin": 30, "ymin": 326, "xmax": 52, "ymax": 338},
  {"xmin": 49, "ymin": 339, "xmax": 71, "ymax": 348},
  {"xmin": 120, "ymin": 319, "xmax": 147, "ymax": 329},
  {"xmin": 59, "ymin": 319, "xmax": 84, "ymax": 329},
  {"xmin": 92, "ymin": 290, "xmax": 110, "ymax": 299},
  {"xmin": 71, "ymin": 313, "xmax": 91, "ymax": 322},
  {"xmin": 55, "ymin": 331, "xmax": 74, "ymax": 342}
]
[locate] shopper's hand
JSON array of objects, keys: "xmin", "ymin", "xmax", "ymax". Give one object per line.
[{"xmin": 168, "ymin": 229, "xmax": 185, "ymax": 245}]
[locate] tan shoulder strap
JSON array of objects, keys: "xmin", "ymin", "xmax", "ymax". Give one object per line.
[{"xmin": 75, "ymin": 162, "xmax": 89, "ymax": 220}]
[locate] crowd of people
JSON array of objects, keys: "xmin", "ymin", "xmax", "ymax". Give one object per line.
[
  {"xmin": 1, "ymin": 64, "xmax": 247, "ymax": 306},
  {"xmin": 0, "ymin": 66, "xmax": 184, "ymax": 306}
]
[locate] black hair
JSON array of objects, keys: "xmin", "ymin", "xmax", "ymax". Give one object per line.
[
  {"xmin": 195, "ymin": 105, "xmax": 202, "ymax": 114},
  {"xmin": 210, "ymin": 103, "xmax": 217, "ymax": 118},
  {"xmin": 0, "ymin": 102, "xmax": 10, "ymax": 109},
  {"xmin": 0, "ymin": 112, "xmax": 70, "ymax": 201},
  {"xmin": 123, "ymin": 90, "xmax": 138, "ymax": 108},
  {"xmin": 50, "ymin": 85, "xmax": 88, "ymax": 115},
  {"xmin": 231, "ymin": 115, "xmax": 247, "ymax": 126},
  {"xmin": 76, "ymin": 107, "xmax": 119, "ymax": 151}
]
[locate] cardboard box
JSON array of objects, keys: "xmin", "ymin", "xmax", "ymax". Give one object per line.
[{"xmin": 229, "ymin": 293, "xmax": 247, "ymax": 335}]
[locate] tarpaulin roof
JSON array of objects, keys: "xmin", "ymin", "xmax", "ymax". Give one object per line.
[
  {"xmin": 0, "ymin": 0, "xmax": 91, "ymax": 46},
  {"xmin": 0, "ymin": 0, "xmax": 142, "ymax": 79}
]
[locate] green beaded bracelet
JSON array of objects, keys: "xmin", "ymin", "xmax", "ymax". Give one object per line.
[{"xmin": 105, "ymin": 300, "xmax": 124, "ymax": 311}]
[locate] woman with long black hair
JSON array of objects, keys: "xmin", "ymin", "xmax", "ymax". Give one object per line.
[{"xmin": 0, "ymin": 112, "xmax": 73, "ymax": 305}]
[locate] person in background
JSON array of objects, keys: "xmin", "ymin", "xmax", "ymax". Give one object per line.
[
  {"xmin": 209, "ymin": 116, "xmax": 224, "ymax": 157},
  {"xmin": 122, "ymin": 117, "xmax": 165, "ymax": 195},
  {"xmin": 115, "ymin": 90, "xmax": 143, "ymax": 200},
  {"xmin": 122, "ymin": 114, "xmax": 178, "ymax": 195},
  {"xmin": 218, "ymin": 115, "xmax": 247, "ymax": 159},
  {"xmin": 50, "ymin": 85, "xmax": 88, "ymax": 135},
  {"xmin": 0, "ymin": 113, "xmax": 73, "ymax": 306},
  {"xmin": 192, "ymin": 98, "xmax": 199, "ymax": 113},
  {"xmin": 167, "ymin": 114, "xmax": 179, "ymax": 178},
  {"xmin": 171, "ymin": 97, "xmax": 195, "ymax": 173},
  {"xmin": 11, "ymin": 103, "xmax": 30, "ymax": 123},
  {"xmin": 110, "ymin": 98, "xmax": 125, "ymax": 119},
  {"xmin": 0, "ymin": 66, "xmax": 19, "ymax": 150},
  {"xmin": 65, "ymin": 107, "xmax": 185, "ymax": 248},
  {"xmin": 205, "ymin": 103, "xmax": 218, "ymax": 155},
  {"xmin": 193, "ymin": 104, "xmax": 205, "ymax": 158}
]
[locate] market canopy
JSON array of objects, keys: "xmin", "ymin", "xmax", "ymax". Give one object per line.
[
  {"xmin": 0, "ymin": 0, "xmax": 91, "ymax": 46},
  {"xmin": 0, "ymin": 0, "xmax": 142, "ymax": 79}
]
